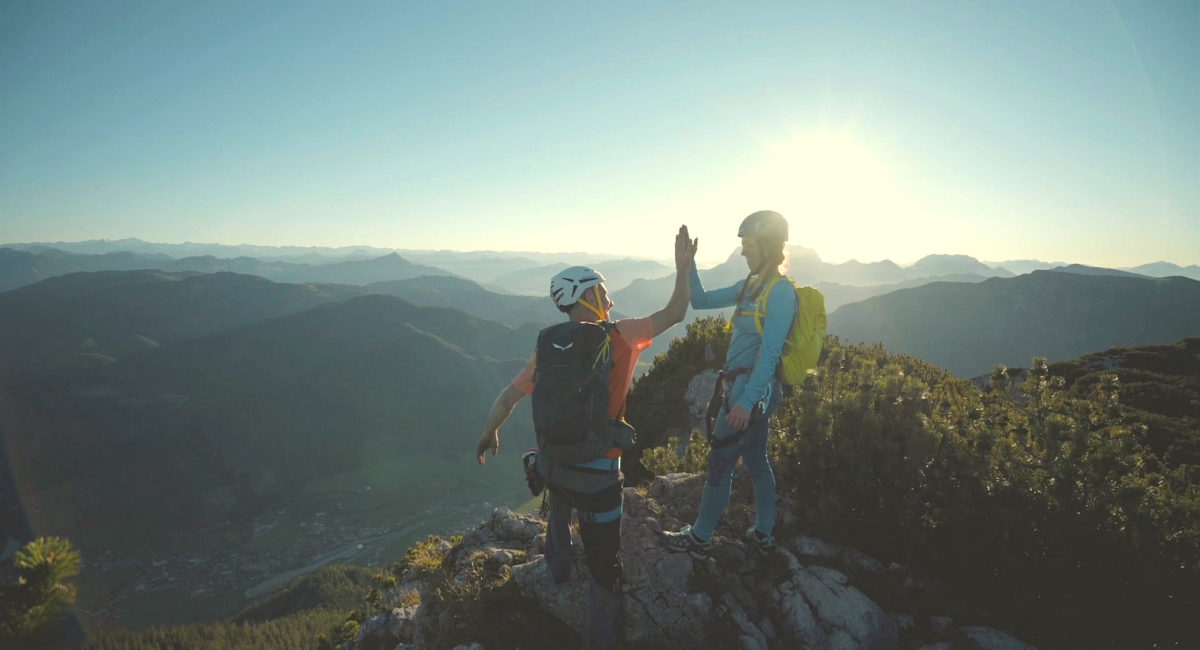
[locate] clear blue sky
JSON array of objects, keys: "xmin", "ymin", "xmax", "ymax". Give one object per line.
[{"xmin": 2, "ymin": 1, "xmax": 1196, "ymax": 267}]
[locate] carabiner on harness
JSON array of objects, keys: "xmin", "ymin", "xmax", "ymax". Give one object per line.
[{"xmin": 705, "ymin": 367, "xmax": 757, "ymax": 448}]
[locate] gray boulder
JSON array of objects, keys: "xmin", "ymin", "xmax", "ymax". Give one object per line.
[
  {"xmin": 351, "ymin": 469, "xmax": 1040, "ymax": 650},
  {"xmin": 772, "ymin": 553, "xmax": 899, "ymax": 649},
  {"xmin": 684, "ymin": 369, "xmax": 720, "ymax": 431}
]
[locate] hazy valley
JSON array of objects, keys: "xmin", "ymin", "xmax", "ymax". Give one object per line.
[{"xmin": 1, "ymin": 240, "xmax": 1197, "ymax": 645}]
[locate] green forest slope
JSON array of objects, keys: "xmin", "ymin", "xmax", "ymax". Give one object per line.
[{"xmin": 627, "ymin": 320, "xmax": 1198, "ymax": 648}]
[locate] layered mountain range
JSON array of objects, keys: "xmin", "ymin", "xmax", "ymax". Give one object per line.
[
  {"xmin": 0, "ymin": 273, "xmax": 536, "ymax": 587},
  {"xmin": 1, "ymin": 241, "xmax": 1198, "ymax": 635},
  {"xmin": 829, "ymin": 271, "xmax": 1200, "ymax": 376},
  {"xmin": 5, "ymin": 239, "xmax": 1199, "ymax": 297}
]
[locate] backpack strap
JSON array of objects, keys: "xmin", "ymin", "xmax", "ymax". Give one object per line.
[
  {"xmin": 749, "ymin": 275, "xmax": 791, "ymax": 335},
  {"xmin": 594, "ymin": 320, "xmax": 615, "ymax": 370},
  {"xmin": 579, "ymin": 320, "xmax": 620, "ymax": 468},
  {"xmin": 727, "ymin": 275, "xmax": 790, "ymax": 332},
  {"xmin": 583, "ymin": 320, "xmax": 630, "ymax": 425}
]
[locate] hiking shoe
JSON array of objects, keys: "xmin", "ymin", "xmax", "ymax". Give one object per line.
[
  {"xmin": 662, "ymin": 525, "xmax": 713, "ymax": 554},
  {"xmin": 745, "ymin": 527, "xmax": 777, "ymax": 556}
]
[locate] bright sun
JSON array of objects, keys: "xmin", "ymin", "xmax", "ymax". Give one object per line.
[
  {"xmin": 758, "ymin": 132, "xmax": 898, "ymax": 216},
  {"xmin": 717, "ymin": 130, "xmax": 922, "ymax": 262}
]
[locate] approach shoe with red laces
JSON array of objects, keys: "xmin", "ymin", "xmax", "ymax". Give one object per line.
[{"xmin": 662, "ymin": 525, "xmax": 713, "ymax": 554}]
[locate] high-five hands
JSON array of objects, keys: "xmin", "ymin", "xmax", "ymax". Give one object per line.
[{"xmin": 676, "ymin": 225, "xmax": 698, "ymax": 270}]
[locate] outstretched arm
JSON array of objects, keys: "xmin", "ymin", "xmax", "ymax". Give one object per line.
[
  {"xmin": 476, "ymin": 382, "xmax": 527, "ymax": 464},
  {"xmin": 650, "ymin": 225, "xmax": 698, "ymax": 336},
  {"xmin": 688, "ymin": 234, "xmax": 744, "ymax": 310}
]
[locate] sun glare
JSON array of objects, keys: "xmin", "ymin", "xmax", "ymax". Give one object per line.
[{"xmin": 717, "ymin": 130, "xmax": 923, "ymax": 263}]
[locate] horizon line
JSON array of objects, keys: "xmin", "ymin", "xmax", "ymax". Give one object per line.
[{"xmin": 2, "ymin": 236, "xmax": 1197, "ymax": 271}]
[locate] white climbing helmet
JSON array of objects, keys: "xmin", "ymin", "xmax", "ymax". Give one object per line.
[
  {"xmin": 549, "ymin": 266, "xmax": 607, "ymax": 309},
  {"xmin": 737, "ymin": 210, "xmax": 788, "ymax": 241}
]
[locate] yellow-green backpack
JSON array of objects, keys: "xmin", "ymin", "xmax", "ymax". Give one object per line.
[{"xmin": 742, "ymin": 276, "xmax": 827, "ymax": 385}]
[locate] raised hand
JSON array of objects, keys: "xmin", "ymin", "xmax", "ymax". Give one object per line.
[{"xmin": 676, "ymin": 225, "xmax": 698, "ymax": 270}]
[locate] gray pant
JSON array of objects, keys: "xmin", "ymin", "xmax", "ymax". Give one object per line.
[{"xmin": 546, "ymin": 479, "xmax": 624, "ymax": 650}]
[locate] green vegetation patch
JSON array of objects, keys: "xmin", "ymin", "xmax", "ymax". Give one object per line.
[
  {"xmin": 85, "ymin": 608, "xmax": 349, "ymax": 650},
  {"xmin": 111, "ymin": 587, "xmax": 245, "ymax": 632},
  {"xmin": 81, "ymin": 566, "xmax": 375, "ymax": 650},
  {"xmin": 628, "ymin": 327, "xmax": 1200, "ymax": 649},
  {"xmin": 235, "ymin": 565, "xmax": 375, "ymax": 624}
]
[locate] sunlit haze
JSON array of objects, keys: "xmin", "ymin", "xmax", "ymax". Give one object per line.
[{"xmin": 2, "ymin": 1, "xmax": 1196, "ymax": 268}]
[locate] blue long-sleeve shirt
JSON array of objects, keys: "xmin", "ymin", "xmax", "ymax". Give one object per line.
[{"xmin": 690, "ymin": 263, "xmax": 797, "ymax": 412}]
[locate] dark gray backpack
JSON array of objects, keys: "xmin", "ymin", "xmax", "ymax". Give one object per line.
[{"xmin": 531, "ymin": 320, "xmax": 615, "ymax": 465}]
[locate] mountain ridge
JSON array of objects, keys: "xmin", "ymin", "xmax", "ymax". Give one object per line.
[
  {"xmin": 6, "ymin": 243, "xmax": 1200, "ymax": 298},
  {"xmin": 0, "ymin": 282, "xmax": 539, "ymax": 628},
  {"xmin": 0, "ymin": 270, "xmax": 362, "ymax": 380},
  {"xmin": 828, "ymin": 270, "xmax": 1200, "ymax": 376}
]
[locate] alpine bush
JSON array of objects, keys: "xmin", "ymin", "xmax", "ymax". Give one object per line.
[{"xmin": 631, "ymin": 326, "xmax": 1199, "ymax": 649}]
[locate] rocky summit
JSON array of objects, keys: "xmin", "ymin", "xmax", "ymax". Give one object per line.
[{"xmin": 348, "ymin": 472, "xmax": 1036, "ymax": 650}]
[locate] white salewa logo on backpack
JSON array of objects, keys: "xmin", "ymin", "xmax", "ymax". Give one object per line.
[{"xmin": 552, "ymin": 342, "xmax": 574, "ymax": 351}]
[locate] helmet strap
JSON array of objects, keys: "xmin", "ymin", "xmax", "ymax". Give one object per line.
[{"xmin": 577, "ymin": 285, "xmax": 608, "ymax": 321}]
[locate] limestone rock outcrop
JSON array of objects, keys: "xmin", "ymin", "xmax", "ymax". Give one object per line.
[{"xmin": 351, "ymin": 473, "xmax": 1035, "ymax": 649}]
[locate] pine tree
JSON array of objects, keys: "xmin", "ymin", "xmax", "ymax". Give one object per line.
[{"xmin": 0, "ymin": 536, "xmax": 82, "ymax": 643}]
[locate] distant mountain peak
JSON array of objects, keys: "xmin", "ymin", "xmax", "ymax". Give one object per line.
[
  {"xmin": 906, "ymin": 254, "xmax": 1007, "ymax": 278},
  {"xmin": 789, "ymin": 245, "xmax": 822, "ymax": 262},
  {"xmin": 1049, "ymin": 264, "xmax": 1148, "ymax": 278},
  {"xmin": 911, "ymin": 253, "xmax": 979, "ymax": 263}
]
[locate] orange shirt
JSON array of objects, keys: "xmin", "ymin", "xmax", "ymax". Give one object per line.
[{"xmin": 511, "ymin": 316, "xmax": 656, "ymax": 418}]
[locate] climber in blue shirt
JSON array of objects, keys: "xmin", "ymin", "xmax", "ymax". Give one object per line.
[{"xmin": 664, "ymin": 210, "xmax": 797, "ymax": 556}]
